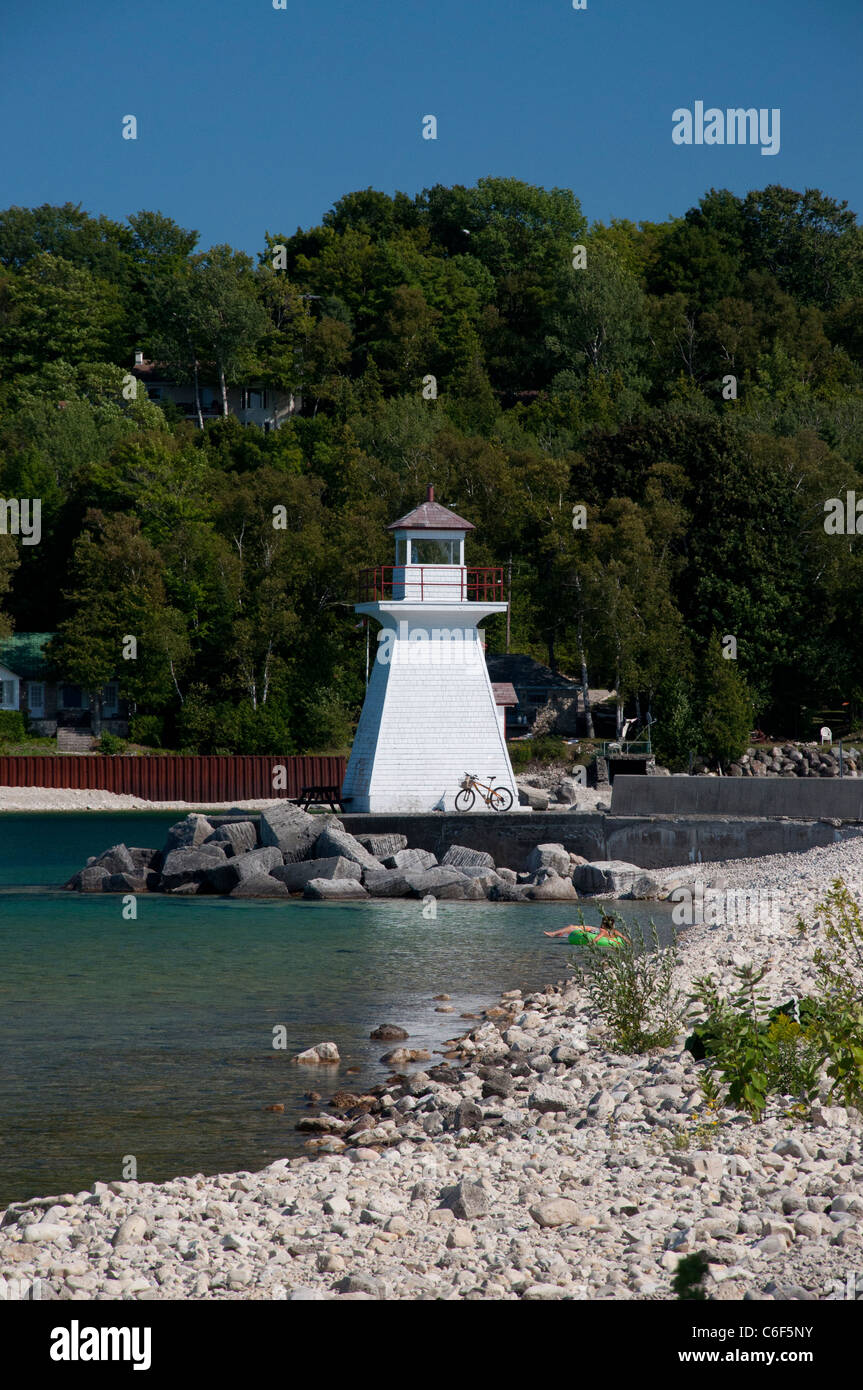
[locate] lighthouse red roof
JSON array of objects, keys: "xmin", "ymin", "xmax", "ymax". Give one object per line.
[{"xmin": 386, "ymin": 485, "xmax": 475, "ymax": 532}]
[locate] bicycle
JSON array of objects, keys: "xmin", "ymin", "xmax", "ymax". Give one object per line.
[{"xmin": 454, "ymin": 772, "xmax": 514, "ymax": 812}]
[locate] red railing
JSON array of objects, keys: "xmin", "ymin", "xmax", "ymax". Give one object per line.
[
  {"xmin": 358, "ymin": 566, "xmax": 504, "ymax": 603},
  {"xmin": 0, "ymin": 755, "xmax": 346, "ymax": 801}
]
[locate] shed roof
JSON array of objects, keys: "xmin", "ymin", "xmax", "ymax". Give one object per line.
[{"xmin": 492, "ymin": 682, "xmax": 518, "ymax": 707}]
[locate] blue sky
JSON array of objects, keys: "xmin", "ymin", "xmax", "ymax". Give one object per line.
[{"xmin": 1, "ymin": 0, "xmax": 860, "ymax": 254}]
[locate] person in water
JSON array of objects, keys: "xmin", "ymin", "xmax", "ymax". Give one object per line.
[{"xmin": 544, "ymin": 913, "xmax": 628, "ymax": 942}]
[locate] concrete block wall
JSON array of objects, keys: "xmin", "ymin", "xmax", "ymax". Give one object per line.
[{"xmin": 611, "ymin": 775, "xmax": 863, "ymax": 820}]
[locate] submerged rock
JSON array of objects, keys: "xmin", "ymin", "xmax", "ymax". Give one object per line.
[{"xmin": 295, "ymin": 1042, "xmax": 340, "ymax": 1064}]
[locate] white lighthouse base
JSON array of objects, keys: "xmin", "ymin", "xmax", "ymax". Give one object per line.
[{"xmin": 342, "ymin": 603, "xmax": 518, "ymax": 813}]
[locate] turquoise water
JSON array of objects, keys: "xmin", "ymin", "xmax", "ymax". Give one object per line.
[{"xmin": 0, "ymin": 813, "xmax": 673, "ymax": 1205}]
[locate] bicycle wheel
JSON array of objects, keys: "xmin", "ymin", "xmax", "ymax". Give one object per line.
[
  {"xmin": 454, "ymin": 789, "xmax": 476, "ymax": 811},
  {"xmin": 489, "ymin": 786, "xmax": 513, "ymax": 812}
]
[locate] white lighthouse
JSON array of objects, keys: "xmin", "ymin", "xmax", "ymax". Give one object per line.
[{"xmin": 341, "ymin": 487, "xmax": 518, "ymax": 813}]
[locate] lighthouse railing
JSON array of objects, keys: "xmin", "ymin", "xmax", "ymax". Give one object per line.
[{"xmin": 358, "ymin": 566, "xmax": 504, "ymax": 603}]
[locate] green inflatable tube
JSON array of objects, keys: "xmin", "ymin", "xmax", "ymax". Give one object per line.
[{"xmin": 566, "ymin": 927, "xmax": 625, "ymax": 950}]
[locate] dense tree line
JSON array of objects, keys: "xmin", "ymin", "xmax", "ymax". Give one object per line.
[{"xmin": 0, "ymin": 179, "xmax": 862, "ymax": 761}]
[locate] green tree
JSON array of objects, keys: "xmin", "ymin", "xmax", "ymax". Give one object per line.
[
  {"xmin": 696, "ymin": 632, "xmax": 753, "ymax": 769},
  {"xmin": 51, "ymin": 511, "xmax": 190, "ymax": 714},
  {"xmin": 0, "ymin": 534, "xmax": 19, "ymax": 638}
]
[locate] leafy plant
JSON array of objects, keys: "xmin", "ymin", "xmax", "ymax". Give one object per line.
[
  {"xmin": 129, "ymin": 713, "xmax": 164, "ymax": 748},
  {"xmin": 802, "ymin": 880, "xmax": 863, "ymax": 1108},
  {"xmin": 98, "ymin": 729, "xmax": 126, "ymax": 754},
  {"xmin": 673, "ymin": 1251, "xmax": 710, "ymax": 1301},
  {"xmin": 0, "ymin": 710, "xmax": 27, "ymax": 741},
  {"xmin": 688, "ymin": 967, "xmax": 820, "ymax": 1119},
  {"xmin": 572, "ymin": 916, "xmax": 689, "ymax": 1052}
]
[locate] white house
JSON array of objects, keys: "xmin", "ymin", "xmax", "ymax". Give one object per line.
[
  {"xmin": 341, "ymin": 487, "xmax": 518, "ymax": 812},
  {"xmin": 131, "ymin": 353, "xmax": 299, "ymax": 431}
]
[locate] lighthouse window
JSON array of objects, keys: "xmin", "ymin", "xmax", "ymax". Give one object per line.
[
  {"xmin": 395, "ymin": 538, "xmax": 407, "ymax": 565},
  {"xmin": 410, "ymin": 539, "xmax": 458, "ymax": 565}
]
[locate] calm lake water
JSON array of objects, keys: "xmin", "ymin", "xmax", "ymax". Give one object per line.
[{"xmin": 0, "ymin": 813, "xmax": 674, "ymax": 1205}]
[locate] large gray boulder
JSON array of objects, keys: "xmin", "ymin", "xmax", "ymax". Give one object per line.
[
  {"xmin": 554, "ymin": 778, "xmax": 582, "ymax": 806},
  {"xmin": 205, "ymin": 821, "xmax": 258, "ymax": 857},
  {"xmin": 104, "ymin": 873, "xmax": 151, "ymax": 893},
  {"xmin": 363, "ymin": 869, "xmax": 413, "ymax": 898},
  {"xmin": 526, "ymin": 843, "xmax": 570, "ymax": 876},
  {"xmin": 384, "ymin": 847, "xmax": 438, "ymax": 871},
  {"xmin": 572, "ymin": 860, "xmax": 660, "ymax": 898},
  {"xmin": 160, "ymin": 844, "xmax": 227, "ymax": 892},
  {"xmin": 518, "ymin": 783, "xmax": 550, "ymax": 811},
  {"xmin": 260, "ymin": 804, "xmax": 335, "ymax": 862},
  {"xmin": 162, "ymin": 814, "xmax": 215, "ymax": 858},
  {"xmin": 273, "ymin": 856, "xmax": 362, "ymax": 891},
  {"xmin": 313, "ymin": 824, "xmax": 384, "ymax": 871},
  {"xmin": 204, "ymin": 846, "xmax": 283, "ymax": 894},
  {"xmin": 440, "ymin": 1180, "xmax": 489, "ymax": 1220},
  {"xmin": 441, "ymin": 845, "xmax": 495, "ymax": 870},
  {"xmin": 303, "ymin": 878, "xmax": 369, "ymax": 901},
  {"xmin": 450, "ymin": 866, "xmax": 503, "ymax": 892},
  {"xmin": 87, "ymin": 843, "xmax": 136, "ymax": 876},
  {"xmin": 127, "ymin": 847, "xmax": 161, "ymax": 873},
  {"xmin": 488, "ymin": 881, "xmax": 531, "ymax": 902},
  {"xmin": 403, "ymin": 867, "xmax": 484, "ymax": 899},
  {"xmin": 229, "ymin": 874, "xmax": 290, "ymax": 898},
  {"xmin": 356, "ymin": 833, "xmax": 407, "ymax": 858},
  {"xmin": 526, "ymin": 870, "xmax": 578, "ymax": 901},
  {"xmin": 79, "ymin": 866, "xmax": 109, "ymax": 892}
]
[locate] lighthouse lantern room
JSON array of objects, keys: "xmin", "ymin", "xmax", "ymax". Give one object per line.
[{"xmin": 342, "ymin": 487, "xmax": 518, "ymax": 812}]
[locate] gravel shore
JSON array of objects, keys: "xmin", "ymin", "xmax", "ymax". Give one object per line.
[
  {"xmin": 0, "ymin": 787, "xmax": 286, "ymax": 813},
  {"xmin": 3, "ymin": 835, "xmax": 863, "ymax": 1302}
]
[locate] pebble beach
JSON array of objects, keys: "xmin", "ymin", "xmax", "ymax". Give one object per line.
[{"xmin": 3, "ymin": 834, "xmax": 863, "ymax": 1301}]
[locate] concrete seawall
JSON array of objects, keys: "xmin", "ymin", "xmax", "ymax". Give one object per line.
[
  {"xmin": 340, "ymin": 811, "xmax": 863, "ymax": 870},
  {"xmin": 610, "ymin": 774, "xmax": 863, "ymax": 819}
]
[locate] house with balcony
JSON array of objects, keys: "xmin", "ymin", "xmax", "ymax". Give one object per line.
[
  {"xmin": 131, "ymin": 353, "xmax": 300, "ymax": 431},
  {"xmin": 0, "ymin": 633, "xmax": 130, "ymax": 748}
]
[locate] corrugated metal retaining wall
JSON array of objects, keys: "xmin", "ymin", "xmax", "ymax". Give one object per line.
[{"xmin": 0, "ymin": 756, "xmax": 346, "ymax": 801}]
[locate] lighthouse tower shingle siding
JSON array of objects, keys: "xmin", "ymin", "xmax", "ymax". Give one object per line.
[{"xmin": 342, "ymin": 488, "xmax": 518, "ymax": 813}]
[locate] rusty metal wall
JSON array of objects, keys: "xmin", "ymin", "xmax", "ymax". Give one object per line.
[{"xmin": 0, "ymin": 756, "xmax": 346, "ymax": 801}]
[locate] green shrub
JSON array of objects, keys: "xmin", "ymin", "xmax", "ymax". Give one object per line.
[
  {"xmin": 803, "ymin": 880, "xmax": 863, "ymax": 1108},
  {"xmin": 507, "ymin": 740, "xmax": 534, "ymax": 770},
  {"xmin": 506, "ymin": 736, "xmax": 572, "ymax": 770},
  {"xmin": 573, "ymin": 917, "xmax": 689, "ymax": 1052},
  {"xmin": 98, "ymin": 730, "xmax": 126, "ymax": 754},
  {"xmin": 129, "ymin": 714, "xmax": 164, "ymax": 748},
  {"xmin": 0, "ymin": 710, "xmax": 27, "ymax": 741},
  {"xmin": 176, "ymin": 686, "xmax": 296, "ymax": 755},
  {"xmin": 688, "ymin": 967, "xmax": 821, "ymax": 1118}
]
